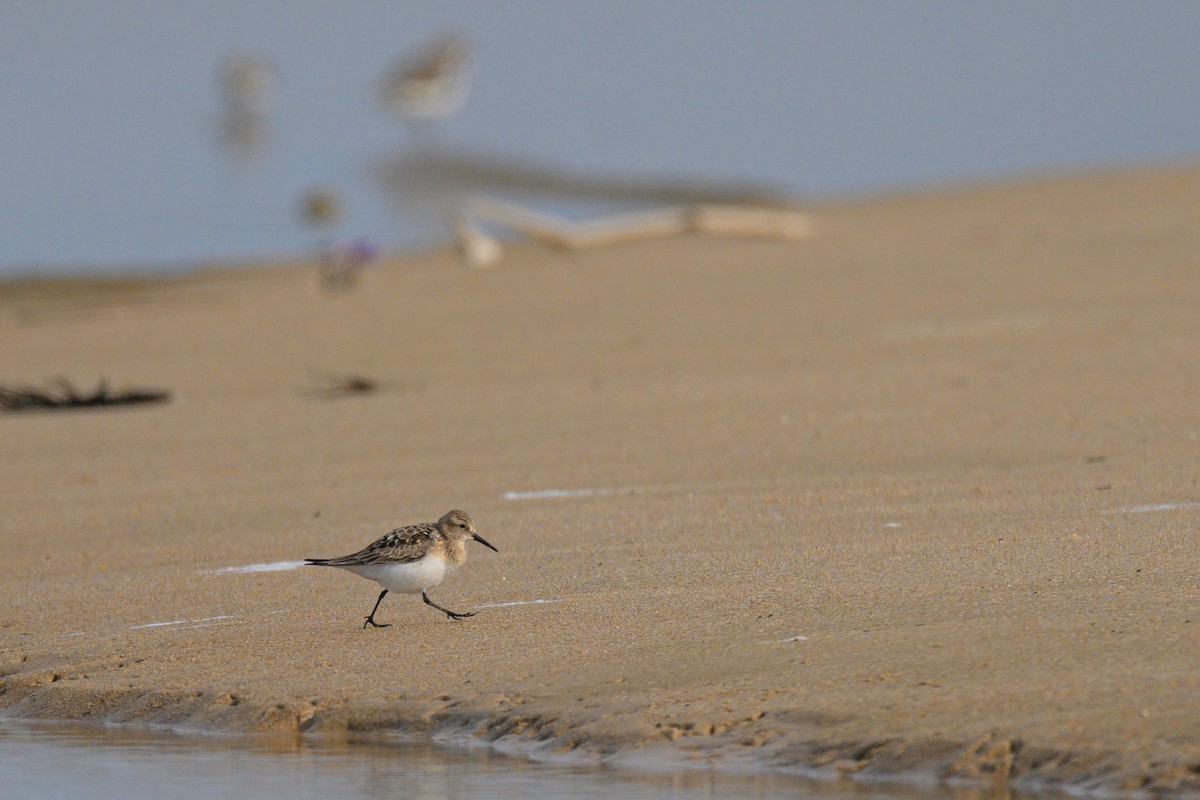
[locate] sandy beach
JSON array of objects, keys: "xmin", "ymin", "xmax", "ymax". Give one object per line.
[{"xmin": 3, "ymin": 165, "xmax": 1199, "ymax": 794}]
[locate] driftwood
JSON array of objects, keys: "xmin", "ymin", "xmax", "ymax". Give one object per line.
[
  {"xmin": 463, "ymin": 197, "xmax": 690, "ymax": 250},
  {"xmin": 376, "ymin": 146, "xmax": 795, "ymax": 209},
  {"xmin": 452, "ymin": 213, "xmax": 503, "ymax": 268},
  {"xmin": 0, "ymin": 378, "xmax": 170, "ymax": 413},
  {"xmin": 453, "ymin": 196, "xmax": 816, "ymax": 267}
]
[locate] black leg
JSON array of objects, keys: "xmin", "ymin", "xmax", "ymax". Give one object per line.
[
  {"xmin": 422, "ymin": 591, "xmax": 475, "ymax": 621},
  {"xmin": 363, "ymin": 589, "xmax": 391, "ymax": 628}
]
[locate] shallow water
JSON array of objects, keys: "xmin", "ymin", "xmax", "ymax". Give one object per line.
[{"xmin": 0, "ymin": 720, "xmax": 1001, "ymax": 800}]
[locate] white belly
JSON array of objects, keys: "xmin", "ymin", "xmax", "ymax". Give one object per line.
[{"xmin": 343, "ymin": 555, "xmax": 450, "ymax": 594}]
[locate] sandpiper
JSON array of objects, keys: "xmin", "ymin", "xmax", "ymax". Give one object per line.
[
  {"xmin": 380, "ymin": 33, "xmax": 474, "ymax": 124},
  {"xmin": 306, "ymin": 509, "xmax": 497, "ymax": 627}
]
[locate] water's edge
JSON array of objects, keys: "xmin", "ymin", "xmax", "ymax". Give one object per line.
[{"xmin": 1, "ymin": 679, "xmax": 1194, "ymax": 798}]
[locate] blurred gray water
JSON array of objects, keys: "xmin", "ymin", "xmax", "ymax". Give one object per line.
[
  {"xmin": 1, "ymin": 2, "xmax": 1198, "ymax": 275},
  {"xmin": 0, "ymin": 720, "xmax": 999, "ymax": 800}
]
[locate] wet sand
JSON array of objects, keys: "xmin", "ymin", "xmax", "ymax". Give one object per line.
[{"xmin": 3, "ymin": 165, "xmax": 1200, "ymax": 795}]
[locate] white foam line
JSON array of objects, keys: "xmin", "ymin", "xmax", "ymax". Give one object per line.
[
  {"xmin": 131, "ymin": 615, "xmax": 236, "ymax": 630},
  {"xmin": 475, "ymin": 599, "xmax": 559, "ymax": 609},
  {"xmin": 208, "ymin": 560, "xmax": 306, "ymax": 574},
  {"xmin": 504, "ymin": 488, "xmax": 612, "ymax": 501},
  {"xmin": 130, "ymin": 620, "xmax": 188, "ymax": 630},
  {"xmin": 181, "ymin": 620, "xmax": 241, "ymax": 630},
  {"xmin": 777, "ymin": 635, "xmax": 810, "ymax": 643},
  {"xmin": 1117, "ymin": 502, "xmax": 1200, "ymax": 514}
]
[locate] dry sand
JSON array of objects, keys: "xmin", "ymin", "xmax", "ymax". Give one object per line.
[{"xmin": 2, "ymin": 165, "xmax": 1199, "ymax": 795}]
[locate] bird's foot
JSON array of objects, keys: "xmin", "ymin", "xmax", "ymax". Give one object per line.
[
  {"xmin": 445, "ymin": 610, "xmax": 476, "ymax": 621},
  {"xmin": 363, "ymin": 617, "xmax": 391, "ymax": 629}
]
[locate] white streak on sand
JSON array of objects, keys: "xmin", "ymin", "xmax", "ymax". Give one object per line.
[
  {"xmin": 1117, "ymin": 502, "xmax": 1200, "ymax": 514},
  {"xmin": 475, "ymin": 599, "xmax": 559, "ymax": 609},
  {"xmin": 503, "ymin": 488, "xmax": 611, "ymax": 501},
  {"xmin": 208, "ymin": 560, "xmax": 306, "ymax": 574},
  {"xmin": 777, "ymin": 635, "xmax": 809, "ymax": 643},
  {"xmin": 131, "ymin": 615, "xmax": 236, "ymax": 630}
]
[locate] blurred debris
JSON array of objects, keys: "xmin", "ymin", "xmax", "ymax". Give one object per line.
[
  {"xmin": 316, "ymin": 237, "xmax": 380, "ymax": 290},
  {"xmin": 0, "ymin": 378, "xmax": 170, "ymax": 413},
  {"xmin": 217, "ymin": 53, "xmax": 277, "ymax": 160},
  {"xmin": 376, "ymin": 145, "xmax": 807, "ymax": 260},
  {"xmin": 381, "ymin": 33, "xmax": 474, "ymax": 125}
]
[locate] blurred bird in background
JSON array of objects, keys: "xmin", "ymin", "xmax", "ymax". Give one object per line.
[{"xmin": 380, "ymin": 33, "xmax": 475, "ymax": 131}]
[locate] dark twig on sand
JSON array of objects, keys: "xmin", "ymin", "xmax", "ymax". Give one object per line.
[
  {"xmin": 0, "ymin": 378, "xmax": 171, "ymax": 413},
  {"xmin": 303, "ymin": 372, "xmax": 380, "ymax": 399}
]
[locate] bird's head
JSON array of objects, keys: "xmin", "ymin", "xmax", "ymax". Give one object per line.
[{"xmin": 439, "ymin": 509, "xmax": 497, "ymax": 552}]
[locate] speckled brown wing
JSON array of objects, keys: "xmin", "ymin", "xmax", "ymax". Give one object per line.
[{"xmin": 305, "ymin": 522, "xmax": 438, "ymax": 567}]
